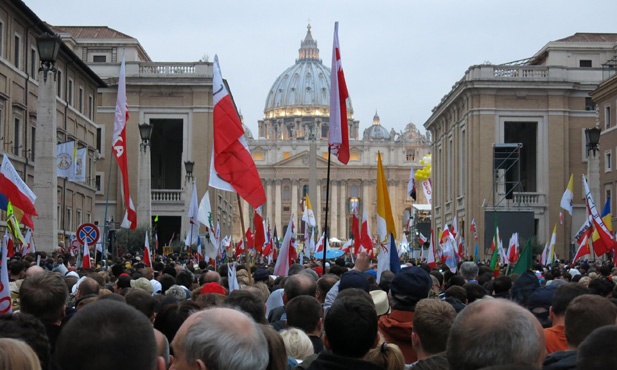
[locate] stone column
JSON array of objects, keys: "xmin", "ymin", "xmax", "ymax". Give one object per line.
[
  {"xmin": 330, "ymin": 180, "xmax": 338, "ymax": 239},
  {"xmin": 275, "ymin": 180, "xmax": 282, "ymax": 234},
  {"xmin": 339, "ymin": 181, "xmax": 347, "ymax": 240},
  {"xmin": 137, "ymin": 143, "xmax": 152, "ymax": 228},
  {"xmin": 291, "ymin": 180, "xmax": 299, "ymax": 226},
  {"xmin": 33, "ymin": 69, "xmax": 58, "ymax": 253},
  {"xmin": 266, "ymin": 180, "xmax": 273, "ymax": 228}
]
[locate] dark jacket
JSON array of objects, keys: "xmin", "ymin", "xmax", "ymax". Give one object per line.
[
  {"xmin": 304, "ymin": 352, "xmax": 384, "ymax": 370},
  {"xmin": 542, "ymin": 350, "xmax": 577, "ymax": 370}
]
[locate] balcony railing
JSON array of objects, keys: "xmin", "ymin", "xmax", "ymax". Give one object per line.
[
  {"xmin": 151, "ymin": 189, "xmax": 184, "ymax": 203},
  {"xmin": 512, "ymin": 192, "xmax": 546, "ymax": 207}
]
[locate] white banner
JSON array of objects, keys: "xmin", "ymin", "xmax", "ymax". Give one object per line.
[
  {"xmin": 421, "ymin": 179, "xmax": 432, "ymax": 204},
  {"xmin": 57, "ymin": 141, "xmax": 76, "ymax": 178},
  {"xmin": 71, "ymin": 148, "xmax": 87, "ymax": 182}
]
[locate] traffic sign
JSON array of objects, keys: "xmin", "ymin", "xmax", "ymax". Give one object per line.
[{"xmin": 77, "ymin": 223, "xmax": 100, "ymax": 245}]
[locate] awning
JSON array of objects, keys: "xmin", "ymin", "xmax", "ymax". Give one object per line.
[{"xmin": 412, "ymin": 204, "xmax": 431, "ymax": 211}]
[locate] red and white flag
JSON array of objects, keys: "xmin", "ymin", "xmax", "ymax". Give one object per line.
[
  {"xmin": 470, "ymin": 218, "xmax": 479, "ymax": 241},
  {"xmin": 0, "ymin": 234, "xmax": 12, "ymax": 314},
  {"xmin": 143, "ymin": 233, "xmax": 152, "ymax": 268},
  {"xmin": 0, "ymin": 155, "xmax": 37, "ymax": 217},
  {"xmin": 112, "ymin": 56, "xmax": 136, "ymax": 229},
  {"xmin": 328, "ymin": 22, "xmax": 350, "ymax": 164},
  {"xmin": 506, "ymin": 232, "xmax": 520, "ymax": 264},
  {"xmin": 352, "ymin": 204, "xmax": 361, "ymax": 255},
  {"xmin": 195, "ymin": 236, "xmax": 203, "ymax": 262},
  {"xmin": 315, "ymin": 232, "xmax": 326, "ymax": 254},
  {"xmin": 82, "ymin": 241, "xmax": 91, "ymax": 269},
  {"xmin": 418, "ymin": 233, "xmax": 427, "ymax": 245},
  {"xmin": 209, "ymin": 55, "xmax": 266, "ymax": 209},
  {"xmin": 274, "ymin": 216, "xmax": 295, "ymax": 276},
  {"xmin": 234, "ymin": 239, "xmax": 245, "ymax": 259},
  {"xmin": 360, "ymin": 207, "xmax": 374, "ymax": 259},
  {"xmin": 573, "ymin": 234, "xmax": 591, "ymax": 264},
  {"xmin": 23, "ymin": 229, "xmax": 34, "ymax": 255}
]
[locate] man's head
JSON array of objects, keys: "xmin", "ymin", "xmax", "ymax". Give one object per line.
[
  {"xmin": 0, "ymin": 313, "xmax": 50, "ymax": 370},
  {"xmin": 324, "ymin": 294, "xmax": 378, "ymax": 358},
  {"xmin": 316, "ymin": 274, "xmax": 339, "ymax": 303},
  {"xmin": 577, "ymin": 325, "xmax": 617, "ymax": 370},
  {"xmin": 412, "ymin": 298, "xmax": 456, "ymax": 359},
  {"xmin": 447, "ymin": 298, "xmax": 546, "ymax": 370},
  {"xmin": 286, "ymin": 295, "xmax": 322, "ymax": 334},
  {"xmin": 19, "ymin": 271, "xmax": 68, "ymax": 324},
  {"xmin": 549, "ymin": 282, "xmax": 589, "ymax": 318},
  {"xmin": 564, "ymin": 294, "xmax": 617, "ymax": 349},
  {"xmin": 55, "ymin": 300, "xmax": 160, "ymax": 370},
  {"xmin": 225, "ymin": 289, "xmax": 267, "ymax": 324},
  {"xmin": 389, "ymin": 267, "xmax": 432, "ymax": 310},
  {"xmin": 459, "ymin": 262, "xmax": 479, "ymax": 281},
  {"xmin": 125, "ymin": 288, "xmax": 157, "ymax": 322},
  {"xmin": 170, "ymin": 307, "xmax": 268, "ymax": 370},
  {"xmin": 76, "ymin": 277, "xmax": 100, "ymax": 299},
  {"xmin": 199, "ymin": 270, "xmax": 222, "ymax": 286},
  {"xmin": 282, "ymin": 273, "xmax": 316, "ymax": 304}
]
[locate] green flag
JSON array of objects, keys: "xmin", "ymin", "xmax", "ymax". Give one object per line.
[
  {"xmin": 512, "ymin": 239, "xmax": 533, "ymax": 275},
  {"xmin": 154, "ymin": 215, "xmax": 159, "ymax": 223},
  {"xmin": 489, "ymin": 222, "xmax": 500, "ymax": 275}
]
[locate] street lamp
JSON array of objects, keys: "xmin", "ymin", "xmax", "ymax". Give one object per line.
[
  {"xmin": 138, "ymin": 123, "xmax": 153, "ymax": 152},
  {"xmin": 36, "ymin": 32, "xmax": 62, "ymax": 83},
  {"xmin": 585, "ymin": 127, "xmax": 601, "ymax": 156},
  {"xmin": 184, "ymin": 160, "xmax": 195, "ymax": 182}
]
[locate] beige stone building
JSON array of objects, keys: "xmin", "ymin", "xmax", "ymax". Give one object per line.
[
  {"xmin": 0, "ymin": 0, "xmax": 104, "ymax": 252},
  {"xmin": 590, "ymin": 66, "xmax": 617, "ymax": 231},
  {"xmin": 425, "ymin": 33, "xmax": 617, "ymax": 260}
]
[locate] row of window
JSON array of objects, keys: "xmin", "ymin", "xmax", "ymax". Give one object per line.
[{"xmin": 58, "ymin": 205, "xmax": 91, "ymax": 231}]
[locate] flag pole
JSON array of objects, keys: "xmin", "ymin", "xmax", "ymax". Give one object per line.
[
  {"xmin": 236, "ymin": 193, "xmax": 253, "ymax": 284},
  {"xmin": 323, "ymin": 147, "xmax": 332, "ymax": 270}
]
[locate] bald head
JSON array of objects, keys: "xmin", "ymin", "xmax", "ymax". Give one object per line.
[
  {"xmin": 447, "ymin": 299, "xmax": 546, "ymax": 370},
  {"xmin": 172, "ymin": 308, "xmax": 268, "ymax": 370},
  {"xmin": 283, "ymin": 273, "xmax": 316, "ymax": 304},
  {"xmin": 25, "ymin": 265, "xmax": 45, "ymax": 278},
  {"xmin": 200, "ymin": 270, "xmax": 222, "ymax": 285}
]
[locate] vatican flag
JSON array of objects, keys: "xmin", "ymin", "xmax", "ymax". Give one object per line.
[{"xmin": 57, "ymin": 141, "xmax": 76, "ymax": 178}]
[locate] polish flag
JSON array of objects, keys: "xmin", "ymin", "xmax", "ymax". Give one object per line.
[
  {"xmin": 82, "ymin": 242, "xmax": 91, "ymax": 269},
  {"xmin": 418, "ymin": 233, "xmax": 427, "ymax": 245},
  {"xmin": 506, "ymin": 232, "xmax": 520, "ymax": 264},
  {"xmin": 143, "ymin": 233, "xmax": 152, "ymax": 268},
  {"xmin": 209, "ymin": 55, "xmax": 266, "ymax": 209},
  {"xmin": 573, "ymin": 234, "xmax": 591, "ymax": 264},
  {"xmin": 315, "ymin": 232, "xmax": 326, "ymax": 254},
  {"xmin": 234, "ymin": 239, "xmax": 245, "ymax": 259},
  {"xmin": 328, "ymin": 22, "xmax": 350, "ymax": 164},
  {"xmin": 583, "ymin": 175, "xmax": 613, "ymax": 255},
  {"xmin": 0, "ymin": 155, "xmax": 37, "ymax": 217},
  {"xmin": 341, "ymin": 239, "xmax": 353, "ymax": 254},
  {"xmin": 360, "ymin": 207, "xmax": 374, "ymax": 259},
  {"xmin": 0, "ymin": 234, "xmax": 12, "ymax": 314},
  {"xmin": 23, "ymin": 229, "xmax": 34, "ymax": 255},
  {"xmin": 112, "ymin": 56, "xmax": 136, "ymax": 229}
]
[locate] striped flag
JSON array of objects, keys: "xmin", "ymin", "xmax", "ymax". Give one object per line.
[
  {"xmin": 328, "ymin": 22, "xmax": 350, "ymax": 164},
  {"xmin": 376, "ymin": 152, "xmax": 399, "ymax": 282}
]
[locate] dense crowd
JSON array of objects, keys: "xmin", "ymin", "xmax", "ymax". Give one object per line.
[{"xmin": 2, "ymin": 250, "xmax": 617, "ymax": 370}]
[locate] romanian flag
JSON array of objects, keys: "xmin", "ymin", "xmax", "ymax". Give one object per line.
[
  {"xmin": 591, "ymin": 196, "xmax": 614, "ymax": 255},
  {"xmin": 376, "ymin": 152, "xmax": 400, "ymax": 281}
]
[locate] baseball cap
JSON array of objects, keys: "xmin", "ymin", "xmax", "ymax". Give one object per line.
[{"xmin": 130, "ymin": 277, "xmax": 154, "ymax": 294}]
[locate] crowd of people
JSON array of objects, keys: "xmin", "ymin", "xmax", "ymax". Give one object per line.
[{"xmin": 2, "ymin": 249, "xmax": 617, "ymax": 370}]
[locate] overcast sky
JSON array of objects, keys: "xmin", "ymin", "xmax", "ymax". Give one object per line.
[{"xmin": 26, "ymin": 0, "xmax": 617, "ymax": 136}]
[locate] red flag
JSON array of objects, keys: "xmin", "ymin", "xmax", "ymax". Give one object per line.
[
  {"xmin": 209, "ymin": 56, "xmax": 266, "ymax": 208},
  {"xmin": 112, "ymin": 56, "xmax": 136, "ymax": 229},
  {"xmin": 6, "ymin": 239, "xmax": 14, "ymax": 258},
  {"xmin": 245, "ymin": 228, "xmax": 255, "ymax": 249},
  {"xmin": 253, "ymin": 208, "xmax": 265, "ymax": 253},
  {"xmin": 315, "ymin": 233, "xmax": 325, "ymax": 254},
  {"xmin": 234, "ymin": 239, "xmax": 245, "ymax": 259},
  {"xmin": 143, "ymin": 233, "xmax": 152, "ymax": 268},
  {"xmin": 583, "ymin": 175, "xmax": 612, "ymax": 255},
  {"xmin": 82, "ymin": 242, "xmax": 91, "ymax": 269},
  {"xmin": 328, "ymin": 22, "xmax": 350, "ymax": 164},
  {"xmin": 360, "ymin": 207, "xmax": 374, "ymax": 259}
]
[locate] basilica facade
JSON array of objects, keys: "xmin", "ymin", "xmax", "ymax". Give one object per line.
[{"xmin": 247, "ymin": 25, "xmax": 431, "ymax": 244}]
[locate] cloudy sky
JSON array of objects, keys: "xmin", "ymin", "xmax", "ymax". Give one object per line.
[{"xmin": 26, "ymin": 0, "xmax": 617, "ymax": 136}]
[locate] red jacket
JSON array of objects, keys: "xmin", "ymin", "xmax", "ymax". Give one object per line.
[{"xmin": 378, "ymin": 310, "xmax": 416, "ymax": 364}]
